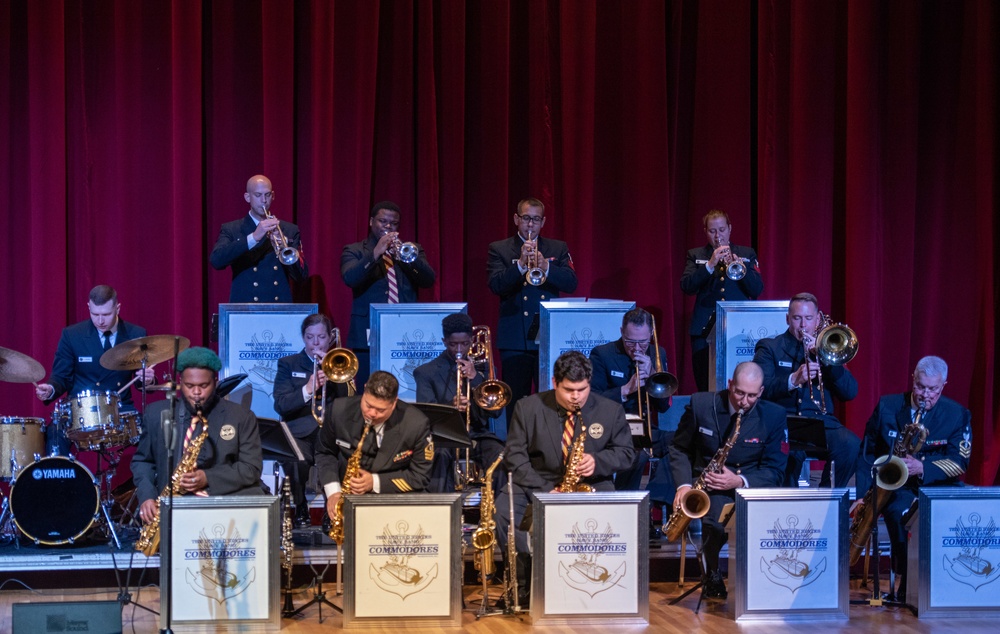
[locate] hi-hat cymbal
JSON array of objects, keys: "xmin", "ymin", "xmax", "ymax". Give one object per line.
[
  {"xmin": 0, "ymin": 346, "xmax": 46, "ymax": 383},
  {"xmin": 100, "ymin": 335, "xmax": 191, "ymax": 371}
]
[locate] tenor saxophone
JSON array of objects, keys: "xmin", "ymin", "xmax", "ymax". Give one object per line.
[
  {"xmin": 135, "ymin": 406, "xmax": 210, "ymax": 556},
  {"xmin": 556, "ymin": 409, "xmax": 594, "ymax": 493},
  {"xmin": 663, "ymin": 408, "xmax": 744, "ymax": 542},
  {"xmin": 472, "ymin": 451, "xmax": 506, "ymax": 579},
  {"xmin": 327, "ymin": 419, "xmax": 372, "ymax": 544}
]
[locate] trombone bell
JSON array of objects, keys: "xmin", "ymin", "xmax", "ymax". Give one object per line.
[
  {"xmin": 815, "ymin": 323, "xmax": 859, "ymax": 366},
  {"xmin": 321, "ymin": 348, "xmax": 359, "ymax": 384}
]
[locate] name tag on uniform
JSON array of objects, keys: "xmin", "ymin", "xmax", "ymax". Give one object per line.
[
  {"xmin": 611, "ymin": 370, "xmax": 624, "ymax": 378},
  {"xmin": 888, "ymin": 430, "xmax": 898, "ymax": 439},
  {"xmin": 336, "ymin": 439, "xmax": 352, "ymax": 449},
  {"xmin": 695, "ymin": 259, "xmax": 709, "ymax": 265},
  {"xmin": 699, "ymin": 426, "xmax": 714, "ymax": 437},
  {"xmin": 292, "ymin": 372, "xmax": 307, "ymax": 378},
  {"xmin": 79, "ymin": 356, "xmax": 93, "ymax": 363},
  {"xmin": 779, "ymin": 361, "xmax": 792, "ymax": 368}
]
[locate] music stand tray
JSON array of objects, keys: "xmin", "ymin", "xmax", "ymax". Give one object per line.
[
  {"xmin": 411, "ymin": 402, "xmax": 472, "ymax": 449},
  {"xmin": 786, "ymin": 415, "xmax": 827, "ymax": 453},
  {"xmin": 257, "ymin": 417, "xmax": 306, "ymax": 462}
]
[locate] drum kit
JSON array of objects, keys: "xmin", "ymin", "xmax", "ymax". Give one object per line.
[{"xmin": 0, "ymin": 335, "xmax": 188, "ymax": 548}]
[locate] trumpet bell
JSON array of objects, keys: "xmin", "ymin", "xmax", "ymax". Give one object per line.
[
  {"xmin": 526, "ymin": 267, "xmax": 546, "ymax": 286},
  {"xmin": 473, "ymin": 379, "xmax": 512, "ymax": 411},
  {"xmin": 645, "ymin": 371, "xmax": 679, "ymax": 399},
  {"xmin": 397, "ymin": 242, "xmax": 418, "ymax": 264},
  {"xmin": 321, "ymin": 348, "xmax": 359, "ymax": 384},
  {"xmin": 726, "ymin": 260, "xmax": 746, "ymax": 280},
  {"xmin": 816, "ymin": 323, "xmax": 859, "ymax": 366},
  {"xmin": 279, "ymin": 246, "xmax": 300, "ymax": 266}
]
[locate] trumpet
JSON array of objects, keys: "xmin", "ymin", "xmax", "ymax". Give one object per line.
[
  {"xmin": 383, "ymin": 231, "xmax": 418, "ymax": 264},
  {"xmin": 802, "ymin": 313, "xmax": 859, "ymax": 414},
  {"xmin": 263, "ymin": 204, "xmax": 300, "ymax": 266},
  {"xmin": 524, "ymin": 230, "xmax": 546, "ymax": 286},
  {"xmin": 310, "ymin": 327, "xmax": 359, "ymax": 424},
  {"xmin": 714, "ymin": 238, "xmax": 746, "ymax": 280}
]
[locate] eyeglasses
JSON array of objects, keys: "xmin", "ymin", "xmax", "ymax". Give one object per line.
[
  {"xmin": 913, "ymin": 382, "xmax": 943, "ymax": 395},
  {"xmin": 623, "ymin": 339, "xmax": 650, "ymax": 347},
  {"xmin": 516, "ymin": 214, "xmax": 544, "ymax": 224}
]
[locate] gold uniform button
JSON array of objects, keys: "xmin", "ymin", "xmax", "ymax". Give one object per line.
[
  {"xmin": 274, "ymin": 296, "xmax": 279, "ymax": 301},
  {"xmin": 253, "ymin": 267, "xmax": 258, "ymax": 272},
  {"xmin": 540, "ymin": 295, "xmax": 546, "ymax": 299},
  {"xmin": 523, "ymin": 311, "xmax": 529, "ymax": 317},
  {"xmin": 273, "ymin": 281, "xmax": 279, "ymax": 285},
  {"xmin": 273, "ymin": 266, "xmax": 279, "ymax": 271},
  {"xmin": 253, "ymin": 297, "xmax": 259, "ymax": 301},
  {"xmin": 523, "ymin": 296, "xmax": 528, "ymax": 301},
  {"xmin": 253, "ymin": 282, "xmax": 258, "ymax": 287}
]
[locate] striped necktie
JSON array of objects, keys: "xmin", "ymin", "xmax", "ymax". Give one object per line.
[
  {"xmin": 383, "ymin": 254, "xmax": 399, "ymax": 304},
  {"xmin": 561, "ymin": 412, "xmax": 577, "ymax": 459}
]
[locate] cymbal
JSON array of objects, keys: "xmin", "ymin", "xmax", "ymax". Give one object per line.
[
  {"xmin": 0, "ymin": 346, "xmax": 46, "ymax": 383},
  {"xmin": 142, "ymin": 383, "xmax": 176, "ymax": 392},
  {"xmin": 100, "ymin": 335, "xmax": 191, "ymax": 371}
]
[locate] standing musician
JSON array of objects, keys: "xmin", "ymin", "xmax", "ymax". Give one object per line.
[
  {"xmin": 413, "ymin": 313, "xmax": 504, "ymax": 493},
  {"xmin": 495, "ymin": 351, "xmax": 634, "ymax": 607},
  {"xmin": 668, "ymin": 362, "xmax": 787, "ymax": 600},
  {"xmin": 35, "ymin": 285, "xmax": 155, "ymax": 454},
  {"xmin": 752, "ymin": 292, "xmax": 860, "ymax": 487},
  {"xmin": 487, "ymin": 198, "xmax": 578, "ymax": 420},
  {"xmin": 209, "ymin": 174, "xmax": 308, "ymax": 303},
  {"xmin": 855, "ymin": 356, "xmax": 971, "ymax": 597},
  {"xmin": 315, "ymin": 371, "xmax": 433, "ymax": 521},
  {"xmin": 273, "ymin": 314, "xmax": 351, "ymax": 527},
  {"xmin": 132, "ymin": 347, "xmax": 265, "ymax": 525},
  {"xmin": 680, "ymin": 209, "xmax": 763, "ymax": 392},
  {"xmin": 589, "ymin": 308, "xmax": 676, "ymax": 508},
  {"xmin": 341, "ymin": 201, "xmax": 436, "ymax": 388}
]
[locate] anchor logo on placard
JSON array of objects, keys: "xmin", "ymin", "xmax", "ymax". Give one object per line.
[
  {"xmin": 369, "ymin": 520, "xmax": 438, "ymax": 600},
  {"xmin": 557, "ymin": 519, "xmax": 626, "ymax": 598},
  {"xmin": 942, "ymin": 513, "xmax": 1000, "ymax": 591},
  {"xmin": 759, "ymin": 515, "xmax": 826, "ymax": 593},
  {"xmin": 185, "ymin": 524, "xmax": 256, "ymax": 604}
]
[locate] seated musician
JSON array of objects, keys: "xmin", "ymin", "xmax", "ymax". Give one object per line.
[
  {"xmin": 495, "ymin": 350, "xmax": 634, "ymax": 607},
  {"xmin": 273, "ymin": 314, "xmax": 351, "ymax": 527},
  {"xmin": 413, "ymin": 313, "xmax": 504, "ymax": 492},
  {"xmin": 854, "ymin": 356, "xmax": 971, "ymax": 599},
  {"xmin": 589, "ymin": 307, "xmax": 676, "ymax": 524},
  {"xmin": 752, "ymin": 292, "xmax": 860, "ymax": 487},
  {"xmin": 132, "ymin": 347, "xmax": 265, "ymax": 526},
  {"xmin": 34, "ymin": 285, "xmax": 155, "ymax": 454},
  {"xmin": 315, "ymin": 370, "xmax": 433, "ymax": 522},
  {"xmin": 668, "ymin": 362, "xmax": 786, "ymax": 600}
]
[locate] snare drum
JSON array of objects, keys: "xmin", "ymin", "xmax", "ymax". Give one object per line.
[
  {"xmin": 0, "ymin": 417, "xmax": 46, "ymax": 481},
  {"xmin": 67, "ymin": 390, "xmax": 121, "ymax": 445},
  {"xmin": 10, "ymin": 455, "xmax": 99, "ymax": 545}
]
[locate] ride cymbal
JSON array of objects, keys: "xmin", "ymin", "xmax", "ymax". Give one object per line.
[
  {"xmin": 0, "ymin": 346, "xmax": 46, "ymax": 383},
  {"xmin": 100, "ymin": 335, "xmax": 191, "ymax": 371}
]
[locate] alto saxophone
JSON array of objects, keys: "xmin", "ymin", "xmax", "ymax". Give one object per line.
[
  {"xmin": 848, "ymin": 406, "xmax": 929, "ymax": 565},
  {"xmin": 135, "ymin": 406, "xmax": 210, "ymax": 556},
  {"xmin": 664, "ymin": 408, "xmax": 744, "ymax": 542},
  {"xmin": 556, "ymin": 409, "xmax": 594, "ymax": 493},
  {"xmin": 327, "ymin": 419, "xmax": 372, "ymax": 544},
  {"xmin": 472, "ymin": 451, "xmax": 506, "ymax": 580}
]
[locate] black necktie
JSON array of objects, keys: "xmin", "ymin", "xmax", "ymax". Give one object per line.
[{"xmin": 102, "ymin": 331, "xmax": 112, "ymax": 351}]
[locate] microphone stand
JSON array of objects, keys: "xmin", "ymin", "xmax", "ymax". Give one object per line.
[{"xmin": 159, "ymin": 337, "xmax": 181, "ymax": 634}]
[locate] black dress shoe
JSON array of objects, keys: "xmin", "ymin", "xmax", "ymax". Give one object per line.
[{"xmin": 702, "ymin": 570, "xmax": 728, "ymax": 600}]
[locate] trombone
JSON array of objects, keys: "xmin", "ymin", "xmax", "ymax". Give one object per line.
[
  {"xmin": 311, "ymin": 327, "xmax": 359, "ymax": 425},
  {"xmin": 469, "ymin": 326, "xmax": 512, "ymax": 411},
  {"xmin": 634, "ymin": 314, "xmax": 678, "ymax": 452},
  {"xmin": 263, "ymin": 204, "xmax": 300, "ymax": 266},
  {"xmin": 524, "ymin": 230, "xmax": 546, "ymax": 286},
  {"xmin": 803, "ymin": 313, "xmax": 858, "ymax": 414}
]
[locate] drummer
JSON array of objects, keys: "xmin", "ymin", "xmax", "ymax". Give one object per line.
[{"xmin": 34, "ymin": 285, "xmax": 155, "ymax": 453}]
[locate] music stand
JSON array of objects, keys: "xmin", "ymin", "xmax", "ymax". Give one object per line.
[
  {"xmin": 787, "ymin": 415, "xmax": 828, "ymax": 487},
  {"xmin": 411, "ymin": 402, "xmax": 472, "ymax": 449}
]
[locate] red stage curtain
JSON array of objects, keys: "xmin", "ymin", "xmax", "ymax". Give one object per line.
[{"xmin": 1, "ymin": 0, "xmax": 997, "ymax": 484}]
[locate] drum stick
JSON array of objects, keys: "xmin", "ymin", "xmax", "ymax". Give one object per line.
[{"xmin": 118, "ymin": 375, "xmax": 142, "ymax": 394}]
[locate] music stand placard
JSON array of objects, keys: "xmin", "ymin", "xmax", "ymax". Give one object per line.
[
  {"xmin": 343, "ymin": 493, "xmax": 465, "ymax": 628},
  {"xmin": 161, "ymin": 495, "xmax": 280, "ymax": 631},
  {"xmin": 219, "ymin": 303, "xmax": 318, "ymax": 421},
  {"xmin": 734, "ymin": 488, "xmax": 850, "ymax": 621},
  {"xmin": 531, "ymin": 491, "xmax": 649, "ymax": 625},
  {"xmin": 537, "ymin": 300, "xmax": 634, "ymax": 391},
  {"xmin": 909, "ymin": 487, "xmax": 1000, "ymax": 617},
  {"xmin": 708, "ymin": 300, "xmax": 788, "ymax": 391},
  {"xmin": 369, "ymin": 303, "xmax": 468, "ymax": 402}
]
